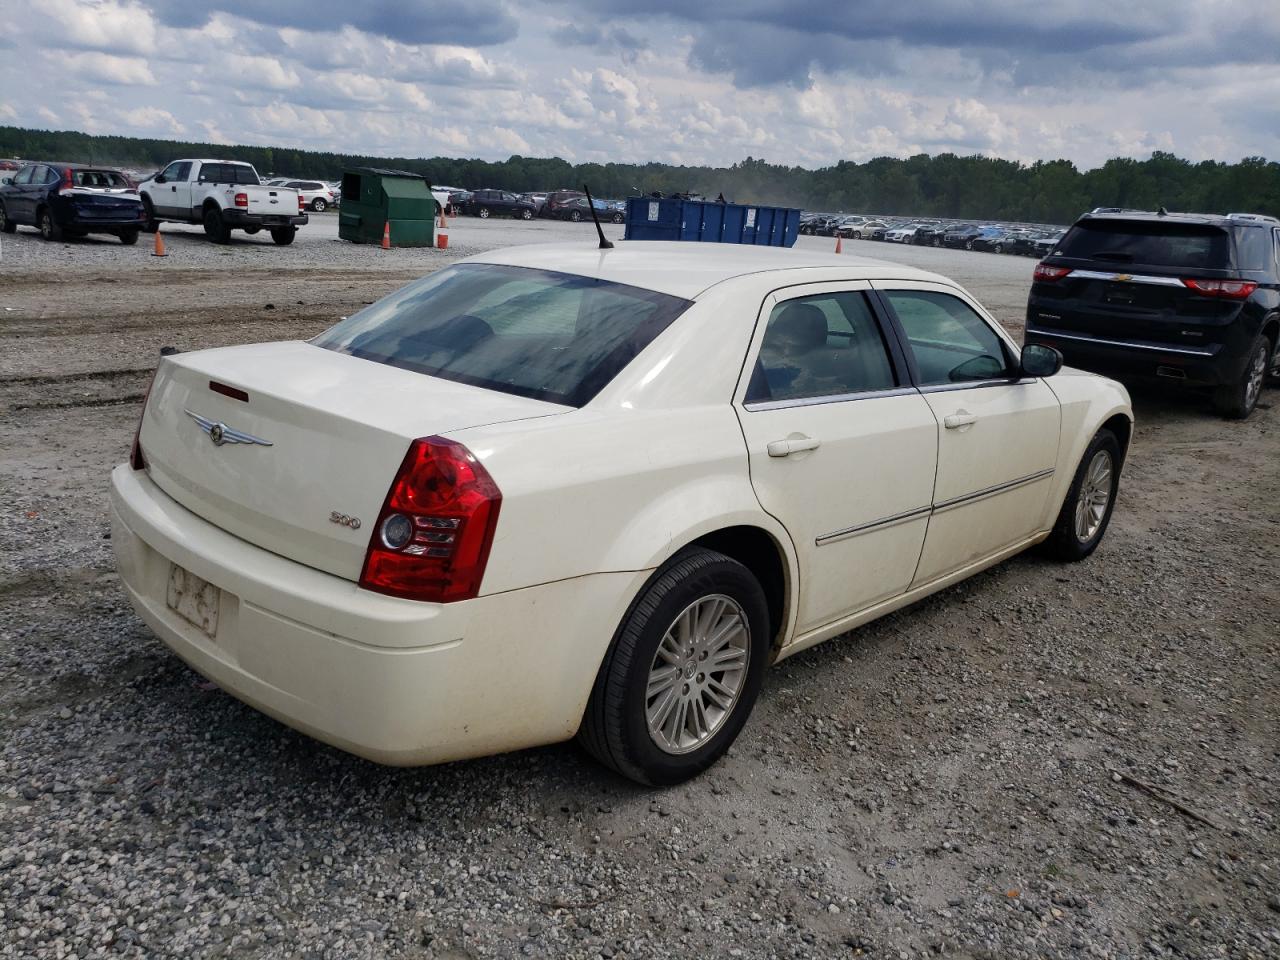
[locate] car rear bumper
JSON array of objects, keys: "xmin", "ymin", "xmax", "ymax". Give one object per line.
[
  {"xmin": 1024, "ymin": 323, "xmax": 1246, "ymax": 386},
  {"xmin": 109, "ymin": 465, "xmax": 633, "ymax": 766},
  {"xmin": 221, "ymin": 210, "xmax": 309, "ymax": 228}
]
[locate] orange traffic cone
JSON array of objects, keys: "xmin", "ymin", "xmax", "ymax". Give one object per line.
[
  {"xmin": 151, "ymin": 224, "xmax": 167, "ymax": 257},
  {"xmin": 436, "ymin": 211, "xmax": 449, "ymax": 250},
  {"xmin": 380, "ymin": 220, "xmax": 391, "ymax": 250},
  {"xmin": 834, "ymin": 234, "xmax": 843, "ymax": 254}
]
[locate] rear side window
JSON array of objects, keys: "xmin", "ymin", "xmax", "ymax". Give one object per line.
[
  {"xmin": 1234, "ymin": 227, "xmax": 1271, "ymax": 271},
  {"xmin": 312, "ymin": 263, "xmax": 693, "ymax": 407},
  {"xmin": 1056, "ymin": 219, "xmax": 1230, "ymax": 269},
  {"xmin": 746, "ymin": 292, "xmax": 896, "ymax": 403}
]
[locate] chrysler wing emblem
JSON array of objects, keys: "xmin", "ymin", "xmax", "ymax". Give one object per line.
[{"xmin": 184, "ymin": 409, "xmax": 273, "ymax": 447}]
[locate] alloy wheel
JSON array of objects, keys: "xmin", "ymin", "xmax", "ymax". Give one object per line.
[
  {"xmin": 645, "ymin": 594, "xmax": 750, "ymax": 755},
  {"xmin": 1244, "ymin": 341, "xmax": 1267, "ymax": 410},
  {"xmin": 1073, "ymin": 450, "xmax": 1114, "ymax": 542}
]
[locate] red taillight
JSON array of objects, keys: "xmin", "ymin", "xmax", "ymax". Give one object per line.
[
  {"xmin": 57, "ymin": 167, "xmax": 74, "ymax": 197},
  {"xmin": 1182, "ymin": 278, "xmax": 1258, "ymax": 300},
  {"xmin": 130, "ymin": 368, "xmax": 160, "ymax": 470},
  {"xmin": 298, "ymin": 194, "xmax": 305, "ymax": 211},
  {"xmin": 1033, "ymin": 263, "xmax": 1071, "ymax": 283},
  {"xmin": 359, "ymin": 437, "xmax": 502, "ymax": 603},
  {"xmin": 234, "ymin": 192, "xmax": 249, "ymax": 208}
]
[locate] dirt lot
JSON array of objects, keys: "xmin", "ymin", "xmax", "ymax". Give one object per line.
[{"xmin": 1, "ymin": 218, "xmax": 1277, "ymax": 960}]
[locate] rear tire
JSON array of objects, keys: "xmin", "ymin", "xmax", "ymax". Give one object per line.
[
  {"xmin": 119, "ymin": 229, "xmax": 139, "ymax": 245},
  {"xmin": 1042, "ymin": 428, "xmax": 1121, "ymax": 562},
  {"xmin": 578, "ymin": 547, "xmax": 770, "ymax": 785},
  {"xmin": 478, "ymin": 207, "xmax": 490, "ymax": 219},
  {"xmin": 38, "ymin": 208, "xmax": 62, "ymax": 241},
  {"xmin": 569, "ymin": 210, "xmax": 583, "ymax": 222},
  {"xmin": 520, "ymin": 208, "xmax": 532, "ymax": 220},
  {"xmin": 611, "ymin": 212, "xmax": 624, "ymax": 223},
  {"xmin": 0, "ymin": 203, "xmax": 14, "ymax": 233},
  {"xmin": 1213, "ymin": 334, "xmax": 1269, "ymax": 420},
  {"xmin": 270, "ymin": 226, "xmax": 296, "ymax": 246},
  {"xmin": 202, "ymin": 206, "xmax": 231, "ymax": 244},
  {"xmin": 311, "ymin": 198, "xmax": 327, "ymax": 212}
]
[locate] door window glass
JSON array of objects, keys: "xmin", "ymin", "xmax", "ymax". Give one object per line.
[
  {"xmin": 745, "ymin": 292, "xmax": 896, "ymax": 403},
  {"xmin": 160, "ymin": 161, "xmax": 183, "ymax": 181},
  {"xmin": 14, "ymin": 166, "xmax": 35, "ymax": 185},
  {"xmin": 44, "ymin": 166, "xmax": 62, "ymax": 184},
  {"xmin": 884, "ymin": 290, "xmax": 1012, "ymax": 386}
]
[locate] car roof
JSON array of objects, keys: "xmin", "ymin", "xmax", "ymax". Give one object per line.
[
  {"xmin": 1079, "ymin": 210, "xmax": 1277, "ymax": 229},
  {"xmin": 465, "ymin": 241, "xmax": 948, "ymax": 299},
  {"xmin": 28, "ymin": 161, "xmax": 126, "ymax": 170}
]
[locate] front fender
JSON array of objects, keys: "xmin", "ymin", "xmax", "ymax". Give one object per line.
[{"xmin": 1041, "ymin": 369, "xmax": 1134, "ymax": 528}]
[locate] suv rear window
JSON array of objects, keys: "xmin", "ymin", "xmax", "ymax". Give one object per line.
[
  {"xmin": 1055, "ymin": 219, "xmax": 1230, "ymax": 269},
  {"xmin": 312, "ymin": 263, "xmax": 693, "ymax": 407}
]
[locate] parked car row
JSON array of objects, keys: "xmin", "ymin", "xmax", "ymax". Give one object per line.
[
  {"xmin": 800, "ymin": 211, "xmax": 1067, "ymax": 256},
  {"xmin": 447, "ymin": 187, "xmax": 627, "ymax": 223}
]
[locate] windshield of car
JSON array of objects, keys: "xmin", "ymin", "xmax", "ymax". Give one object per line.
[
  {"xmin": 312, "ymin": 263, "xmax": 693, "ymax": 407},
  {"xmin": 71, "ymin": 170, "xmax": 129, "ymax": 188},
  {"xmin": 1056, "ymin": 219, "xmax": 1231, "ymax": 268}
]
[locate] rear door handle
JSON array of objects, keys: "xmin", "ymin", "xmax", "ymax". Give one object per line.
[
  {"xmin": 943, "ymin": 412, "xmax": 977, "ymax": 430},
  {"xmin": 767, "ymin": 436, "xmax": 821, "ymax": 457}
]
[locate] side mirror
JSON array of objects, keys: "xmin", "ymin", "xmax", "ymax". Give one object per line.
[
  {"xmin": 0, "ymin": 177, "xmax": 10, "ymax": 185},
  {"xmin": 154, "ymin": 175, "xmax": 166, "ymax": 184},
  {"xmin": 1021, "ymin": 343, "xmax": 1063, "ymax": 378}
]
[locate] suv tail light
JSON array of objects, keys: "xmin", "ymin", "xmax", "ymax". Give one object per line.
[
  {"xmin": 234, "ymin": 192, "xmax": 249, "ymax": 208},
  {"xmin": 57, "ymin": 167, "xmax": 75, "ymax": 197},
  {"xmin": 360, "ymin": 437, "xmax": 502, "ymax": 603},
  {"xmin": 1033, "ymin": 263, "xmax": 1071, "ymax": 283},
  {"xmin": 1182, "ymin": 278, "xmax": 1258, "ymax": 300}
]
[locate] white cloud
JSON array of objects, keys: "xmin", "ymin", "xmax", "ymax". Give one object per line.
[
  {"xmin": 59, "ymin": 51, "xmax": 156, "ymax": 85},
  {"xmin": 118, "ymin": 106, "xmax": 185, "ymax": 135}
]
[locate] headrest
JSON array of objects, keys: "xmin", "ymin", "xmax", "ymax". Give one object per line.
[{"xmin": 771, "ymin": 302, "xmax": 828, "ymax": 352}]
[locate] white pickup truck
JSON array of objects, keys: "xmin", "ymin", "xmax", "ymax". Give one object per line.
[{"xmin": 138, "ymin": 159, "xmax": 308, "ymax": 245}]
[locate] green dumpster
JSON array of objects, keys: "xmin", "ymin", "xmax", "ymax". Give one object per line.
[{"xmin": 337, "ymin": 167, "xmax": 437, "ymax": 246}]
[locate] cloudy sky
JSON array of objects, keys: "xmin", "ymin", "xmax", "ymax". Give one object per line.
[{"xmin": 2, "ymin": 0, "xmax": 1278, "ymax": 170}]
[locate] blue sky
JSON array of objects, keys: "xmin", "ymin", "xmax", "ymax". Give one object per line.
[{"xmin": 2, "ymin": 0, "xmax": 1278, "ymax": 169}]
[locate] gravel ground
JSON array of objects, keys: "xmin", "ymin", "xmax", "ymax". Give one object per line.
[{"xmin": 1, "ymin": 218, "xmax": 1278, "ymax": 959}]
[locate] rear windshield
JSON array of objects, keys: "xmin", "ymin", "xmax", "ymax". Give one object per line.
[
  {"xmin": 312, "ymin": 263, "xmax": 693, "ymax": 407},
  {"xmin": 71, "ymin": 170, "xmax": 129, "ymax": 188},
  {"xmin": 198, "ymin": 163, "xmax": 259, "ymax": 184},
  {"xmin": 1056, "ymin": 219, "xmax": 1230, "ymax": 268}
]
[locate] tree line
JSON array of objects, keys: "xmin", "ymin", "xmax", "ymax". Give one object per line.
[{"xmin": 2, "ymin": 125, "xmax": 1277, "ymax": 225}]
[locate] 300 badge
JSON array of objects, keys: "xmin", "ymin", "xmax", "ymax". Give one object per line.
[{"xmin": 329, "ymin": 512, "xmax": 362, "ymax": 530}]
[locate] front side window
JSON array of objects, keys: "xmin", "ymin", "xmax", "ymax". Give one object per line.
[
  {"xmin": 159, "ymin": 161, "xmax": 183, "ymax": 181},
  {"xmin": 884, "ymin": 290, "xmax": 1012, "ymax": 386},
  {"xmin": 745, "ymin": 291, "xmax": 896, "ymax": 403},
  {"xmin": 313, "ymin": 263, "xmax": 692, "ymax": 407},
  {"xmin": 13, "ymin": 166, "xmax": 35, "ymax": 185}
]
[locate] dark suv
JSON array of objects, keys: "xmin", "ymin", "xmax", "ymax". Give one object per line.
[
  {"xmin": 463, "ymin": 189, "xmax": 537, "ymax": 220},
  {"xmin": 1026, "ymin": 210, "xmax": 1280, "ymax": 418},
  {"xmin": 0, "ymin": 161, "xmax": 145, "ymax": 243}
]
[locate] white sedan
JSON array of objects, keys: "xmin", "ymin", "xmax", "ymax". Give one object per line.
[{"xmin": 110, "ymin": 242, "xmax": 1132, "ymax": 784}]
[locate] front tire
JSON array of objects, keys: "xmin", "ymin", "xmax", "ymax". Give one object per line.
[
  {"xmin": 611, "ymin": 212, "xmax": 624, "ymax": 223},
  {"xmin": 1042, "ymin": 428, "xmax": 1121, "ymax": 562},
  {"xmin": 477, "ymin": 207, "xmax": 490, "ymax": 219},
  {"xmin": 1213, "ymin": 334, "xmax": 1269, "ymax": 420},
  {"xmin": 520, "ymin": 208, "xmax": 533, "ymax": 220},
  {"xmin": 569, "ymin": 210, "xmax": 583, "ymax": 222},
  {"xmin": 202, "ymin": 206, "xmax": 231, "ymax": 244},
  {"xmin": 270, "ymin": 226, "xmax": 296, "ymax": 245},
  {"xmin": 38, "ymin": 208, "xmax": 62, "ymax": 241},
  {"xmin": 578, "ymin": 547, "xmax": 770, "ymax": 785},
  {"xmin": 140, "ymin": 196, "xmax": 158, "ymax": 233},
  {"xmin": 0, "ymin": 203, "xmax": 14, "ymax": 233}
]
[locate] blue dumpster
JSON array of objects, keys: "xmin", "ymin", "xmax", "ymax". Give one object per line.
[{"xmin": 625, "ymin": 198, "xmax": 800, "ymax": 247}]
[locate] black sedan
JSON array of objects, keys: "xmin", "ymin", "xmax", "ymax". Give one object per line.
[
  {"xmin": 554, "ymin": 196, "xmax": 625, "ymax": 223},
  {"xmin": 0, "ymin": 162, "xmax": 146, "ymax": 243}
]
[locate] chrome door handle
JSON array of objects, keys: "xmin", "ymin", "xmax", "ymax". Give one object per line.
[
  {"xmin": 767, "ymin": 436, "xmax": 821, "ymax": 457},
  {"xmin": 943, "ymin": 412, "xmax": 977, "ymax": 430}
]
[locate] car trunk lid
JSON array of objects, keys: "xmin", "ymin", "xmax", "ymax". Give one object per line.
[{"xmin": 137, "ymin": 341, "xmax": 569, "ymax": 581}]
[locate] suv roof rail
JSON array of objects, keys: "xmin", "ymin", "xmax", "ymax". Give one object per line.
[{"xmin": 1227, "ymin": 213, "xmax": 1280, "ymax": 224}]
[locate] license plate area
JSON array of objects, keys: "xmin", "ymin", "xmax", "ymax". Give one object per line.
[{"xmin": 166, "ymin": 563, "xmax": 220, "ymax": 638}]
